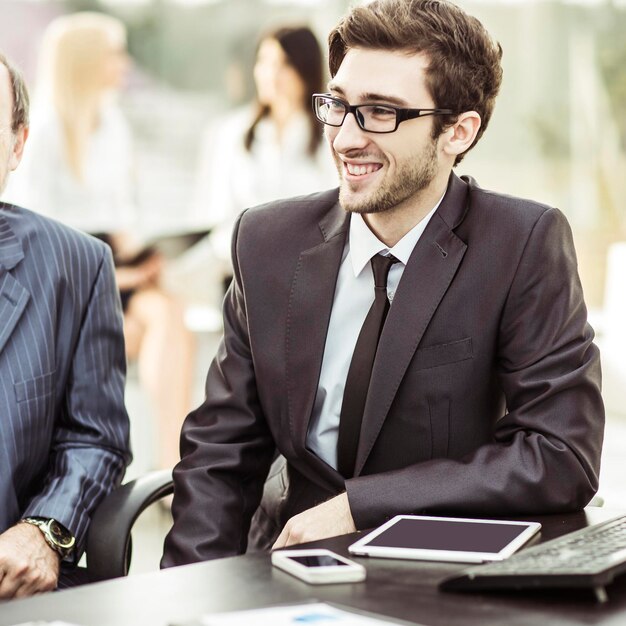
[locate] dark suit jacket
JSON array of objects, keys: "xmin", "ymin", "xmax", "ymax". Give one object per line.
[
  {"xmin": 0, "ymin": 202, "xmax": 131, "ymax": 557},
  {"xmin": 162, "ymin": 174, "xmax": 604, "ymax": 567}
]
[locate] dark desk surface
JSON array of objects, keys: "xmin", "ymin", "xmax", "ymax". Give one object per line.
[{"xmin": 2, "ymin": 508, "xmax": 626, "ymax": 626}]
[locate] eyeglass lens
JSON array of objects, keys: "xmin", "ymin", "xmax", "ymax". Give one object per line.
[{"xmin": 316, "ymin": 97, "xmax": 398, "ymax": 133}]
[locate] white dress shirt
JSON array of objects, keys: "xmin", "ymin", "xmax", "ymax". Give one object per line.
[{"xmin": 306, "ymin": 199, "xmax": 442, "ymax": 469}]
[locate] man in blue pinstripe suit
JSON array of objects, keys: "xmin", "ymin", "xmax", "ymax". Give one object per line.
[{"xmin": 0, "ymin": 53, "xmax": 130, "ymax": 598}]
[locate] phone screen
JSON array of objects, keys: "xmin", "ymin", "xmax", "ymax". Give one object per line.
[{"xmin": 286, "ymin": 555, "xmax": 350, "ymax": 568}]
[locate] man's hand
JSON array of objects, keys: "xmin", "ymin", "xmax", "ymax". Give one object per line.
[
  {"xmin": 0, "ymin": 523, "xmax": 60, "ymax": 599},
  {"xmin": 272, "ymin": 493, "xmax": 356, "ymax": 549}
]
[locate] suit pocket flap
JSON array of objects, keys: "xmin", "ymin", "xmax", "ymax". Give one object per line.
[
  {"xmin": 14, "ymin": 370, "xmax": 56, "ymax": 404},
  {"xmin": 413, "ymin": 337, "xmax": 472, "ymax": 370}
]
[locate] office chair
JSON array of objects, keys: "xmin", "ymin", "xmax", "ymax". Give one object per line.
[
  {"xmin": 85, "ymin": 469, "xmax": 173, "ymax": 582},
  {"xmin": 83, "ymin": 455, "xmax": 285, "ymax": 582}
]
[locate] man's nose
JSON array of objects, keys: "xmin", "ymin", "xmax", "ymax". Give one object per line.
[{"xmin": 329, "ymin": 111, "xmax": 369, "ymax": 153}]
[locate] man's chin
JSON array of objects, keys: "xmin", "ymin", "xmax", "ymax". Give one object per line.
[
  {"xmin": 339, "ymin": 198, "xmax": 372, "ymax": 215},
  {"xmin": 339, "ymin": 188, "xmax": 389, "ymax": 215},
  {"xmin": 339, "ymin": 185, "xmax": 375, "ymax": 214}
]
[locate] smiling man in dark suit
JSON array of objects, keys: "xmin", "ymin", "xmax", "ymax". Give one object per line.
[
  {"xmin": 162, "ymin": 0, "xmax": 604, "ymax": 567},
  {"xmin": 0, "ymin": 52, "xmax": 130, "ymax": 598}
]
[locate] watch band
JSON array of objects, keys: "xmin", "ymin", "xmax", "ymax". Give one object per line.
[{"xmin": 20, "ymin": 517, "xmax": 76, "ymax": 559}]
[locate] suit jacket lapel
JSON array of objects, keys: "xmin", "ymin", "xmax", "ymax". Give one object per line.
[
  {"xmin": 0, "ymin": 210, "xmax": 29, "ymax": 354},
  {"xmin": 354, "ymin": 174, "xmax": 470, "ymax": 474},
  {"xmin": 285, "ymin": 200, "xmax": 348, "ymax": 483}
]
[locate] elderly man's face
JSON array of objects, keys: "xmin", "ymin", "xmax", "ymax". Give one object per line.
[{"xmin": 0, "ymin": 63, "xmax": 26, "ymax": 196}]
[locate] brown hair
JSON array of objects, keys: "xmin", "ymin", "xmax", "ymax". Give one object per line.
[
  {"xmin": 328, "ymin": 0, "xmax": 502, "ymax": 164},
  {"xmin": 245, "ymin": 25, "xmax": 324, "ymax": 156},
  {"xmin": 0, "ymin": 51, "xmax": 30, "ymax": 132}
]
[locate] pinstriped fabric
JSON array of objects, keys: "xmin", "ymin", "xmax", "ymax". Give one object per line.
[{"xmin": 0, "ymin": 201, "xmax": 131, "ymax": 557}]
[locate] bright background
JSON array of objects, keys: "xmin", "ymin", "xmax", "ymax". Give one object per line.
[{"xmin": 3, "ymin": 0, "xmax": 625, "ymax": 306}]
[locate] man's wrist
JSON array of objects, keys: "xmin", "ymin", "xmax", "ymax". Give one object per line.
[{"xmin": 20, "ymin": 517, "xmax": 75, "ymax": 560}]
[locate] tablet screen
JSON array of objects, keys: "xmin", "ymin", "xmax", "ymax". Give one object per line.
[
  {"xmin": 349, "ymin": 515, "xmax": 541, "ymax": 563},
  {"xmin": 365, "ymin": 518, "xmax": 529, "ymax": 552}
]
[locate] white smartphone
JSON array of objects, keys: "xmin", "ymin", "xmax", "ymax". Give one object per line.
[{"xmin": 271, "ymin": 548, "xmax": 366, "ymax": 584}]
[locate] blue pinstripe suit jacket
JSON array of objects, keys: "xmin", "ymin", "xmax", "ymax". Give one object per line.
[{"xmin": 0, "ymin": 201, "xmax": 131, "ymax": 555}]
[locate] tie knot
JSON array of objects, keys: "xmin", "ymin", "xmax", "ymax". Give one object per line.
[{"xmin": 370, "ymin": 254, "xmax": 398, "ymax": 290}]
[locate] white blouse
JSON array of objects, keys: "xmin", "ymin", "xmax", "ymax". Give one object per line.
[
  {"xmin": 6, "ymin": 105, "xmax": 137, "ymax": 234},
  {"xmin": 191, "ymin": 106, "xmax": 338, "ymax": 261}
]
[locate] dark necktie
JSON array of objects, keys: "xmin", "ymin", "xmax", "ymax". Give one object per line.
[{"xmin": 337, "ymin": 253, "xmax": 398, "ymax": 478}]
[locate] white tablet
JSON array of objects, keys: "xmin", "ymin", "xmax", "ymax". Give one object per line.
[{"xmin": 348, "ymin": 515, "xmax": 541, "ymax": 563}]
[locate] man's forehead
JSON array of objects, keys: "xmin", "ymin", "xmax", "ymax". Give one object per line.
[
  {"xmin": 0, "ymin": 63, "xmax": 13, "ymax": 122},
  {"xmin": 0, "ymin": 62, "xmax": 10, "ymax": 90},
  {"xmin": 329, "ymin": 47, "xmax": 431, "ymax": 105}
]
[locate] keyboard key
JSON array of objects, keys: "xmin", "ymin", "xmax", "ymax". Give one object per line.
[{"xmin": 440, "ymin": 514, "xmax": 626, "ymax": 602}]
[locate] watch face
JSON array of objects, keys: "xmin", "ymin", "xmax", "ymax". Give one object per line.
[{"xmin": 49, "ymin": 520, "xmax": 76, "ymax": 549}]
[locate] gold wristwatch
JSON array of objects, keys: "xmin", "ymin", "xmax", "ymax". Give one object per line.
[{"xmin": 20, "ymin": 517, "xmax": 76, "ymax": 559}]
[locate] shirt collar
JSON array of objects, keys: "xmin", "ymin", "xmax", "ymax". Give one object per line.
[{"xmin": 348, "ymin": 194, "xmax": 444, "ymax": 277}]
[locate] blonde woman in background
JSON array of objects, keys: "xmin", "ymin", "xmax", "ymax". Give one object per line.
[{"xmin": 7, "ymin": 12, "xmax": 194, "ymax": 474}]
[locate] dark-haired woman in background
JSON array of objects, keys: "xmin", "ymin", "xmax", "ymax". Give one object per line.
[{"xmin": 191, "ymin": 25, "xmax": 336, "ymax": 284}]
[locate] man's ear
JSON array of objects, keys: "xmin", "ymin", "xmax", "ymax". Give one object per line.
[
  {"xmin": 440, "ymin": 112, "xmax": 481, "ymax": 160},
  {"xmin": 9, "ymin": 125, "xmax": 28, "ymax": 171}
]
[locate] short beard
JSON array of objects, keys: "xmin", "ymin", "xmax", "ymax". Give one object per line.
[{"xmin": 337, "ymin": 137, "xmax": 439, "ymax": 215}]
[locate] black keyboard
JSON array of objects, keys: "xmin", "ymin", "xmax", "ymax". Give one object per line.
[{"xmin": 440, "ymin": 514, "xmax": 626, "ymax": 602}]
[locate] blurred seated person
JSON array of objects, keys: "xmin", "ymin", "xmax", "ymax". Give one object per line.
[
  {"xmin": 0, "ymin": 51, "xmax": 130, "ymax": 598},
  {"xmin": 191, "ymin": 25, "xmax": 336, "ymax": 286},
  {"xmin": 6, "ymin": 12, "xmax": 194, "ymax": 472}
]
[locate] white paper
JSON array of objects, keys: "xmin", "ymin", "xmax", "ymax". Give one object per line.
[
  {"xmin": 198, "ymin": 602, "xmax": 421, "ymax": 626},
  {"xmin": 10, "ymin": 622, "xmax": 84, "ymax": 626}
]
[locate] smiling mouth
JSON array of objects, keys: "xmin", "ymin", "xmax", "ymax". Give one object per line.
[{"xmin": 343, "ymin": 161, "xmax": 383, "ymax": 177}]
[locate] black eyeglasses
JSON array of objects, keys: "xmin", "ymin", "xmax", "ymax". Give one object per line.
[{"xmin": 312, "ymin": 93, "xmax": 455, "ymax": 134}]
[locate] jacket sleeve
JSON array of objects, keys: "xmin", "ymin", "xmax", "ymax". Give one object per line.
[
  {"xmin": 346, "ymin": 207, "xmax": 604, "ymax": 529},
  {"xmin": 161, "ymin": 213, "xmax": 276, "ymax": 568},
  {"xmin": 24, "ymin": 246, "xmax": 131, "ymax": 557}
]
